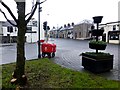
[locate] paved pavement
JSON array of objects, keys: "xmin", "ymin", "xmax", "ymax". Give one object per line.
[
  {"xmin": 0, "ymin": 38, "xmax": 119, "ymax": 81},
  {"xmin": 0, "ymin": 43, "xmax": 38, "ymax": 64}
]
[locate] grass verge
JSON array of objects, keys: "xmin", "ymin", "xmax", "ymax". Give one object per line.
[{"xmin": 1, "ymin": 58, "xmax": 120, "ymax": 89}]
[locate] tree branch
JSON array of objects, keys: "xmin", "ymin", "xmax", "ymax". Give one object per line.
[
  {"xmin": 0, "ymin": 9, "xmax": 17, "ymax": 27},
  {"xmin": 37, "ymin": 0, "xmax": 47, "ymax": 4},
  {"xmin": 1, "ymin": 2, "xmax": 18, "ymax": 24},
  {"xmin": 25, "ymin": 2, "xmax": 38, "ymax": 24},
  {"xmin": 25, "ymin": 5, "xmax": 35, "ymax": 18},
  {"xmin": 26, "ymin": 0, "xmax": 47, "ymax": 24}
]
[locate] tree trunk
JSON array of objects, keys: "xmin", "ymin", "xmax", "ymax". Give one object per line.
[
  {"xmin": 15, "ymin": 2, "xmax": 26, "ymax": 85},
  {"xmin": 1, "ymin": 0, "xmax": 38, "ymax": 86}
]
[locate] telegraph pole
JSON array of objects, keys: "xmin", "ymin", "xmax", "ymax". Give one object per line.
[
  {"xmin": 38, "ymin": 0, "xmax": 41, "ymax": 58},
  {"xmin": 37, "ymin": 0, "xmax": 47, "ymax": 58}
]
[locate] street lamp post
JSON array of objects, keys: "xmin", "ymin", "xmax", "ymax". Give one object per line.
[
  {"xmin": 37, "ymin": 0, "xmax": 47, "ymax": 58},
  {"xmin": 38, "ymin": 0, "xmax": 41, "ymax": 58}
]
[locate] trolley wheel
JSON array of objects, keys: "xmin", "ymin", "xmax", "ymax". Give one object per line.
[
  {"xmin": 52, "ymin": 52, "xmax": 55, "ymax": 58},
  {"xmin": 42, "ymin": 52, "xmax": 45, "ymax": 58},
  {"xmin": 47, "ymin": 53, "xmax": 51, "ymax": 58}
]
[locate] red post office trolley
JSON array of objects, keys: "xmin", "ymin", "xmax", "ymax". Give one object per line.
[{"xmin": 41, "ymin": 42, "xmax": 56, "ymax": 58}]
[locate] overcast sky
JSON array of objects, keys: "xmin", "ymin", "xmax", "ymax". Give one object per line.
[{"xmin": 0, "ymin": 0, "xmax": 120, "ymax": 28}]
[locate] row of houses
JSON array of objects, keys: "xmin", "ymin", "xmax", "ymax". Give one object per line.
[
  {"xmin": 49, "ymin": 20, "xmax": 93, "ymax": 40},
  {"xmin": 49, "ymin": 21, "xmax": 120, "ymax": 44},
  {"xmin": 0, "ymin": 18, "xmax": 44, "ymax": 43}
]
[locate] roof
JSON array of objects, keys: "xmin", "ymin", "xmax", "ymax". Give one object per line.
[
  {"xmin": 74, "ymin": 22, "xmax": 93, "ymax": 27},
  {"xmin": 108, "ymin": 30, "xmax": 120, "ymax": 34},
  {"xmin": 100, "ymin": 21, "xmax": 120, "ymax": 26},
  {"xmin": 59, "ymin": 26, "xmax": 73, "ymax": 31},
  {"xmin": 0, "ymin": 20, "xmax": 16, "ymax": 27},
  {"xmin": 49, "ymin": 27, "xmax": 63, "ymax": 31},
  {"xmin": 75, "ymin": 20, "xmax": 93, "ymax": 26}
]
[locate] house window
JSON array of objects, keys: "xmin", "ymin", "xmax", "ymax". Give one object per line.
[
  {"xmin": 110, "ymin": 34, "xmax": 119, "ymax": 40},
  {"xmin": 32, "ymin": 21, "xmax": 37, "ymax": 27},
  {"xmin": 75, "ymin": 33, "xmax": 77, "ymax": 39},
  {"xmin": 7, "ymin": 34, "xmax": 10, "ymax": 36},
  {"xmin": 15, "ymin": 27, "xmax": 17, "ymax": 32},
  {"xmin": 113, "ymin": 25, "xmax": 116, "ymax": 30},
  {"xmin": 7, "ymin": 26, "xmax": 13, "ymax": 33},
  {"xmin": 68, "ymin": 32, "xmax": 71, "ymax": 35},
  {"xmin": 26, "ymin": 27, "xmax": 32, "ymax": 32},
  {"xmin": 79, "ymin": 32, "xmax": 81, "ymax": 38},
  {"xmin": 101, "ymin": 27, "xmax": 104, "ymax": 30}
]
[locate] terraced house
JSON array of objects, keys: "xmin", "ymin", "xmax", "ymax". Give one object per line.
[
  {"xmin": 49, "ymin": 21, "xmax": 93, "ymax": 40},
  {"xmin": 73, "ymin": 22, "xmax": 93, "ymax": 40},
  {"xmin": 49, "ymin": 27, "xmax": 62, "ymax": 38},
  {"xmin": 100, "ymin": 21, "xmax": 120, "ymax": 44},
  {"xmin": 59, "ymin": 23, "xmax": 74, "ymax": 39},
  {"xmin": 0, "ymin": 20, "xmax": 17, "ymax": 43}
]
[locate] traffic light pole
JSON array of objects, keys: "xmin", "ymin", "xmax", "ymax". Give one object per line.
[
  {"xmin": 46, "ymin": 26, "xmax": 48, "ymax": 42},
  {"xmin": 38, "ymin": 1, "xmax": 41, "ymax": 58}
]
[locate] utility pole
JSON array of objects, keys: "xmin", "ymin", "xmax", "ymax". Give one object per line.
[
  {"xmin": 37, "ymin": 0, "xmax": 46, "ymax": 58},
  {"xmin": 38, "ymin": 0, "xmax": 41, "ymax": 58},
  {"xmin": 32, "ymin": 0, "xmax": 41, "ymax": 58}
]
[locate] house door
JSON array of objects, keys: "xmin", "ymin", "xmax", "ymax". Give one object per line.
[{"xmin": 75, "ymin": 33, "xmax": 77, "ymax": 39}]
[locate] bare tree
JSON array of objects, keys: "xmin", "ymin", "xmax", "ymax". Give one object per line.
[{"xmin": 0, "ymin": 0, "xmax": 39, "ymax": 85}]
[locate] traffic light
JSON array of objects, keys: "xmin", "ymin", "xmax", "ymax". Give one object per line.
[{"xmin": 43, "ymin": 21, "xmax": 47, "ymax": 30}]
